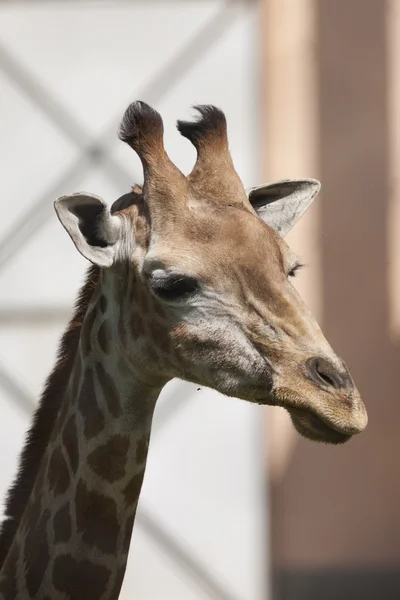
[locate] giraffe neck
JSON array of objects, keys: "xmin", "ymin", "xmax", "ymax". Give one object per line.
[{"xmin": 0, "ymin": 269, "xmax": 164, "ymax": 600}]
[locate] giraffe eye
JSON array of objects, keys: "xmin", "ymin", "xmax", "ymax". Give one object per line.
[{"xmin": 149, "ymin": 274, "xmax": 199, "ymax": 302}]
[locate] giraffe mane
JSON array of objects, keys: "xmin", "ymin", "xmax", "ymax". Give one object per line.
[{"xmin": 0, "ymin": 265, "xmax": 100, "ymax": 568}]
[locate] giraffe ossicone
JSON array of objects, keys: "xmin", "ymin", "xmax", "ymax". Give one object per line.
[{"xmin": 0, "ymin": 101, "xmax": 367, "ymax": 599}]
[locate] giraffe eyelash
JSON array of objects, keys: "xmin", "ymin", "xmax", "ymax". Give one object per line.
[
  {"xmin": 149, "ymin": 274, "xmax": 200, "ymax": 302},
  {"xmin": 287, "ymin": 262, "xmax": 305, "ymax": 278}
]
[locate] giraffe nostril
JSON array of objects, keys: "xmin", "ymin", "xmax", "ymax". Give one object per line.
[{"xmin": 306, "ymin": 357, "xmax": 350, "ymax": 390}]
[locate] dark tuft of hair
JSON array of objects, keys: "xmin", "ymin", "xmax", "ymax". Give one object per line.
[
  {"xmin": 118, "ymin": 100, "xmax": 163, "ymax": 151},
  {"xmin": 111, "ymin": 186, "xmax": 143, "ymax": 214},
  {"xmin": 0, "ymin": 266, "xmax": 100, "ymax": 568},
  {"xmin": 176, "ymin": 105, "xmax": 227, "ymax": 148}
]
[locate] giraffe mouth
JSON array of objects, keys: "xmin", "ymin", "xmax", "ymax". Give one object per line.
[
  {"xmin": 266, "ymin": 385, "xmax": 359, "ymax": 444},
  {"xmin": 287, "ymin": 407, "xmax": 352, "ymax": 444}
]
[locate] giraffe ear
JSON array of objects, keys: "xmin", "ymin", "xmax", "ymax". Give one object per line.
[
  {"xmin": 246, "ymin": 179, "xmax": 321, "ymax": 237},
  {"xmin": 54, "ymin": 193, "xmax": 122, "ymax": 267}
]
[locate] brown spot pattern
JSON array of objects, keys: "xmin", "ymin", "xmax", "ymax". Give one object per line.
[
  {"xmin": 148, "ymin": 318, "xmax": 171, "ymax": 354},
  {"xmin": 57, "ymin": 395, "xmax": 70, "ymax": 425},
  {"xmin": 136, "ymin": 435, "xmax": 149, "ymax": 464},
  {"xmin": 123, "ymin": 472, "xmax": 145, "ymax": 508},
  {"xmin": 99, "ymin": 294, "xmax": 108, "ymax": 314},
  {"xmin": 88, "ymin": 435, "xmax": 130, "ymax": 483},
  {"xmin": 79, "ymin": 368, "xmax": 105, "ymax": 439},
  {"xmin": 24, "ymin": 508, "xmax": 50, "ymax": 597},
  {"xmin": 141, "ymin": 342, "xmax": 159, "ymax": 364},
  {"xmin": 154, "ymin": 299, "xmax": 165, "ymax": 318},
  {"xmin": 117, "ymin": 357, "xmax": 131, "ymax": 377},
  {"xmin": 130, "ymin": 311, "xmax": 145, "ymax": 339},
  {"xmin": 0, "ymin": 267, "xmax": 100, "ymax": 572},
  {"xmin": 53, "ymin": 555, "xmax": 110, "ymax": 600},
  {"xmin": 75, "ymin": 480, "xmax": 119, "ymax": 554},
  {"xmin": 118, "ymin": 313, "xmax": 128, "ymax": 349},
  {"xmin": 53, "ymin": 502, "xmax": 72, "ymax": 544},
  {"xmin": 81, "ymin": 308, "xmax": 97, "ymax": 357},
  {"xmin": 112, "ymin": 276, "xmax": 123, "ymax": 303},
  {"xmin": 71, "ymin": 355, "xmax": 82, "ymax": 400},
  {"xmin": 34, "ymin": 462, "xmax": 46, "ymax": 499},
  {"xmin": 62, "ymin": 414, "xmax": 79, "ymax": 474},
  {"xmin": 0, "ymin": 542, "xmax": 18, "ymax": 598},
  {"xmin": 48, "ymin": 447, "xmax": 70, "ymax": 496},
  {"xmin": 97, "ymin": 320, "xmax": 110, "ymax": 354},
  {"xmin": 123, "ymin": 513, "xmax": 135, "ymax": 554},
  {"xmin": 138, "ymin": 286, "xmax": 150, "ymax": 314},
  {"xmin": 21, "ymin": 495, "xmax": 37, "ymax": 536},
  {"xmin": 95, "ymin": 362, "xmax": 122, "ymax": 418},
  {"xmin": 110, "ymin": 565, "xmax": 127, "ymax": 599}
]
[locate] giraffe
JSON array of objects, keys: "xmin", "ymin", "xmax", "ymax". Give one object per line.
[{"xmin": 0, "ymin": 101, "xmax": 367, "ymax": 599}]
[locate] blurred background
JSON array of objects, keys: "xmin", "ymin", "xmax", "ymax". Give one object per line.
[{"xmin": 0, "ymin": 0, "xmax": 397, "ymax": 599}]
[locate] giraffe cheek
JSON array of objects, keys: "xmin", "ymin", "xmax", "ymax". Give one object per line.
[{"xmin": 170, "ymin": 323, "xmax": 193, "ymax": 351}]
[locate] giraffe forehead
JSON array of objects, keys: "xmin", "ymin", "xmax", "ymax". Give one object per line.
[{"xmin": 143, "ymin": 205, "xmax": 289, "ymax": 279}]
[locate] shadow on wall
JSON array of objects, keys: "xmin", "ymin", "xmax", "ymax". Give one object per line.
[{"xmin": 272, "ymin": 1, "xmax": 400, "ymax": 599}]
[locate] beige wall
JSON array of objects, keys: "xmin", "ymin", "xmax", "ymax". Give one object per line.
[{"xmin": 262, "ymin": 1, "xmax": 400, "ymax": 598}]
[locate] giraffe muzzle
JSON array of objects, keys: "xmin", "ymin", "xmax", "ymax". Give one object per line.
[{"xmin": 270, "ymin": 352, "xmax": 368, "ymax": 444}]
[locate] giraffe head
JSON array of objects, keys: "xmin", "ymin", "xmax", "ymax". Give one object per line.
[{"xmin": 55, "ymin": 101, "xmax": 367, "ymax": 445}]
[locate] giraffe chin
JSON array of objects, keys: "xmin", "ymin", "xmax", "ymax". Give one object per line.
[{"xmin": 287, "ymin": 407, "xmax": 352, "ymax": 445}]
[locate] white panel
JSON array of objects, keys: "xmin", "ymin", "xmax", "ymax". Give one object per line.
[
  {"xmin": 0, "ymin": 168, "xmax": 122, "ymax": 307},
  {"xmin": 140, "ymin": 381, "xmax": 265, "ymax": 600},
  {"xmin": 0, "ymin": 324, "xmax": 63, "ymax": 398},
  {"xmin": 113, "ymin": 6, "xmax": 259, "ymax": 187},
  {"xmin": 0, "ymin": 71, "xmax": 76, "ymax": 238},
  {"xmin": 122, "ymin": 526, "xmax": 211, "ymax": 600},
  {"xmin": 0, "ymin": 2, "xmax": 266, "ymax": 600},
  {"xmin": 0, "ymin": 391, "xmax": 29, "ymax": 516},
  {"xmin": 0, "ymin": 2, "xmax": 223, "ymax": 134}
]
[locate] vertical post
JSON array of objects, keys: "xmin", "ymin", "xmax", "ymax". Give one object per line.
[{"xmin": 259, "ymin": 1, "xmax": 319, "ymax": 593}]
